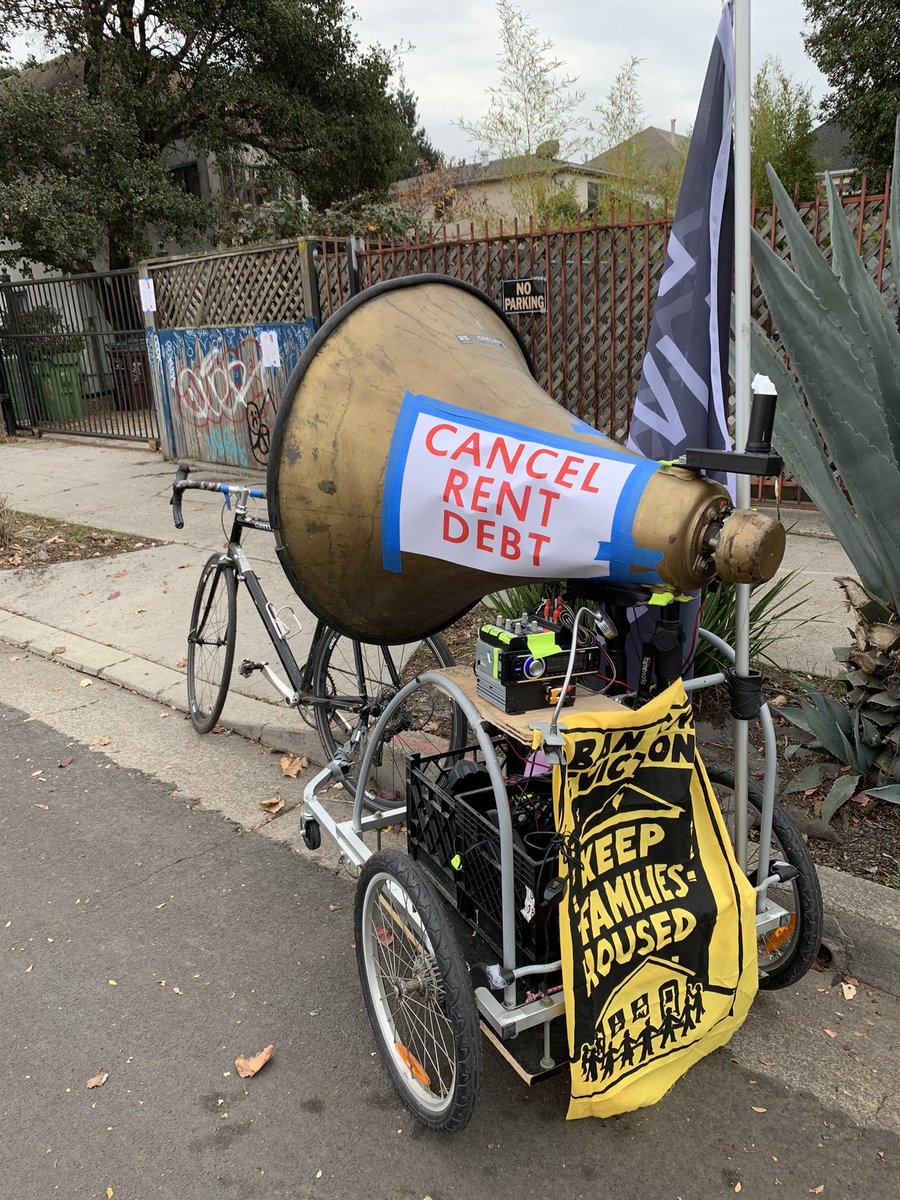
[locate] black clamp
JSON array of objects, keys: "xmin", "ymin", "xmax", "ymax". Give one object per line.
[{"xmin": 724, "ymin": 667, "xmax": 764, "ymax": 720}]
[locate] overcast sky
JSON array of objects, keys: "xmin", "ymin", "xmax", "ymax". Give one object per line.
[{"xmin": 351, "ymin": 0, "xmax": 828, "ymax": 161}]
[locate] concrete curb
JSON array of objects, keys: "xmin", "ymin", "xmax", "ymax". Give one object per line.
[
  {"xmin": 0, "ymin": 607, "xmax": 322, "ymax": 763},
  {"xmin": 3, "ymin": 605, "xmax": 899, "ymax": 997}
]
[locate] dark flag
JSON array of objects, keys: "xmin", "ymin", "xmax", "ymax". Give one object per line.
[{"xmin": 627, "ymin": 2, "xmax": 735, "ymax": 480}]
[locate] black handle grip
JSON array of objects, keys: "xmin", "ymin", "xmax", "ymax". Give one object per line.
[{"xmin": 171, "ymin": 463, "xmax": 190, "ymax": 529}]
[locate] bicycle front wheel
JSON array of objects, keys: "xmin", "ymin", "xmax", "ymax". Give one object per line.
[
  {"xmin": 186, "ymin": 554, "xmax": 237, "ymax": 735},
  {"xmin": 311, "ymin": 629, "xmax": 464, "ymax": 811}
]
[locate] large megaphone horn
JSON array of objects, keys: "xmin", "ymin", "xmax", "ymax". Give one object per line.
[{"xmin": 268, "ymin": 276, "xmax": 784, "ymax": 643}]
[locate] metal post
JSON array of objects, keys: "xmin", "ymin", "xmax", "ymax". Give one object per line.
[
  {"xmin": 137, "ymin": 263, "xmax": 175, "ymax": 457},
  {"xmin": 0, "ymin": 273, "xmax": 42, "ymax": 431},
  {"xmin": 732, "ymin": 0, "xmax": 752, "ymax": 872}
]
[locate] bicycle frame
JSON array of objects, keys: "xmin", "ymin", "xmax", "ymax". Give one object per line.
[{"xmin": 174, "ymin": 474, "xmax": 395, "ymax": 719}]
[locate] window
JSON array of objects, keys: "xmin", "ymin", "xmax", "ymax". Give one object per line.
[
  {"xmin": 170, "ymin": 161, "xmax": 202, "ymax": 198},
  {"xmin": 587, "ymin": 182, "xmax": 599, "ymax": 211}
]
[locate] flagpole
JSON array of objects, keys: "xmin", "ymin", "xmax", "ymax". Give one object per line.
[{"xmin": 732, "ymin": 0, "xmax": 752, "ymax": 874}]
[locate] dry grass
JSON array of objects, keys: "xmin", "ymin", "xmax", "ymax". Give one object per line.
[{"xmin": 0, "ymin": 494, "xmax": 19, "ymax": 549}]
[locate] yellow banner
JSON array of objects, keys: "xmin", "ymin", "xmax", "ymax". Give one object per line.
[{"xmin": 554, "ymin": 681, "xmax": 758, "ymax": 1119}]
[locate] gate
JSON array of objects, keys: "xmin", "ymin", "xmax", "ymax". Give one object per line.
[{"xmin": 0, "ymin": 269, "xmax": 160, "ymax": 443}]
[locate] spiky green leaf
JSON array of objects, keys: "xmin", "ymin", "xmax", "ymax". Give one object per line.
[
  {"xmin": 865, "ymin": 783, "xmax": 900, "ymax": 803},
  {"xmin": 823, "ymin": 171, "xmax": 900, "ymax": 467},
  {"xmin": 821, "ymin": 773, "xmax": 862, "ymax": 824},
  {"xmin": 784, "ymin": 761, "xmax": 841, "ymax": 794}
]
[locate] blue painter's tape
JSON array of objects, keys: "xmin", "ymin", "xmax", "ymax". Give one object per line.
[
  {"xmin": 605, "ymin": 457, "xmax": 662, "ymax": 581},
  {"xmin": 381, "ymin": 391, "xmax": 422, "ymax": 572},
  {"xmin": 381, "ymin": 392, "xmax": 661, "ymax": 576}
]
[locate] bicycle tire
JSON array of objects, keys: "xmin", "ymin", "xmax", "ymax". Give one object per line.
[
  {"xmin": 706, "ymin": 764, "xmax": 823, "ymax": 990},
  {"xmin": 356, "ymin": 849, "xmax": 482, "ymax": 1133},
  {"xmin": 311, "ymin": 629, "xmax": 464, "ymax": 812},
  {"xmin": 186, "ymin": 554, "xmax": 237, "ymax": 735}
]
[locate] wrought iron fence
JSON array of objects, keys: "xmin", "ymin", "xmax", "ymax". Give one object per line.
[
  {"xmin": 0, "ymin": 269, "xmax": 159, "ymax": 442},
  {"xmin": 317, "ymin": 176, "xmax": 895, "ymax": 507}
]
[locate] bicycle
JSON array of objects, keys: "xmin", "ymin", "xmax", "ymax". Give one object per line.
[{"xmin": 170, "ymin": 464, "xmax": 465, "ymax": 815}]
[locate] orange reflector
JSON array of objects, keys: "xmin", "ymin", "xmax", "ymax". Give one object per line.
[
  {"xmin": 394, "ymin": 1043, "xmax": 430, "ymax": 1086},
  {"xmin": 765, "ymin": 914, "xmax": 795, "ymax": 952}
]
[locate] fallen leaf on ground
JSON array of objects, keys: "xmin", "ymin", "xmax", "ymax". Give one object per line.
[
  {"xmin": 175, "ymin": 658, "xmax": 187, "ymax": 669},
  {"xmin": 106, "ymin": 592, "xmax": 120, "ymax": 601},
  {"xmin": 35, "ymin": 803, "xmax": 49, "ymax": 810},
  {"xmin": 808, "ymin": 1188, "xmax": 824, "ymax": 1195},
  {"xmin": 328, "ymin": 904, "xmax": 341, "ymax": 913},
  {"xmin": 58, "ymin": 756, "xmax": 73, "ymax": 768},
  {"xmin": 841, "ymin": 981, "xmax": 857, "ymax": 1001},
  {"xmin": 86, "ymin": 1071, "xmax": 109, "ymax": 1089},
  {"xmin": 111, "ymin": 569, "xmax": 128, "ymax": 579},
  {"xmin": 90, "ymin": 736, "xmax": 111, "ymax": 747},
  {"xmin": 280, "ymin": 754, "xmax": 309, "ymax": 778},
  {"xmin": 25, "ymin": 964, "xmax": 33, "ymax": 973},
  {"xmin": 158, "ymin": 980, "xmax": 166, "ymax": 987},
  {"xmin": 751, "ymin": 1106, "xmax": 767, "ymax": 1113},
  {"xmin": 172, "ymin": 986, "xmax": 183, "ymax": 995},
  {"xmin": 315, "ymin": 1170, "xmax": 322, "ymax": 1180},
  {"xmin": 80, "ymin": 588, "xmax": 93, "ymax": 596},
  {"xmin": 155, "ymin": 903, "xmax": 167, "ymax": 910},
  {"xmin": 822, "ymin": 1027, "xmax": 837, "ymax": 1038},
  {"xmin": 51, "ymin": 645, "xmax": 65, "ymax": 655},
  {"xmin": 108, "ymin": 980, "xmax": 118, "ymax": 986},
  {"xmin": 107, "ymin": 1189, "xmax": 113, "ymax": 1198},
  {"xmin": 31, "ymin": 770, "xmax": 43, "ymax": 777},
  {"xmin": 178, "ymin": 562, "xmax": 191, "ymax": 568},
  {"xmin": 8, "ymin": 655, "xmax": 18, "ymax": 661},
  {"xmin": 235, "ymin": 1044, "xmax": 274, "ymax": 1078},
  {"xmin": 734, "ymin": 1187, "xmax": 742, "ymax": 1195},
  {"xmin": 79, "ymin": 679, "xmax": 92, "ymax": 688},
  {"xmin": 133, "ymin": 608, "xmax": 146, "ymax": 615},
  {"xmin": 260, "ymin": 795, "xmax": 285, "ymax": 815}
]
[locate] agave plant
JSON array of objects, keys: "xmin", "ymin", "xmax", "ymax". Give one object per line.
[{"xmin": 749, "ymin": 116, "xmax": 900, "ymax": 817}]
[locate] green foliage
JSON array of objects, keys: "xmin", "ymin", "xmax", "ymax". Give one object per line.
[
  {"xmin": 592, "ymin": 58, "xmax": 688, "ymax": 216},
  {"xmin": 488, "ymin": 583, "xmax": 546, "ymax": 622},
  {"xmin": 221, "ymin": 193, "xmax": 428, "ymax": 246},
  {"xmin": 0, "ymin": 0, "xmax": 421, "ymax": 271},
  {"xmin": 535, "ymin": 181, "xmax": 581, "ymax": 227},
  {"xmin": 749, "ymin": 123, "xmax": 900, "ymax": 614},
  {"xmin": 778, "ymin": 686, "xmax": 900, "ymax": 822},
  {"xmin": 692, "ymin": 572, "xmax": 817, "ymax": 678},
  {"xmin": 0, "ymin": 302, "xmax": 85, "ymax": 357},
  {"xmin": 454, "ymin": 0, "xmax": 589, "ymax": 220},
  {"xmin": 750, "ymin": 56, "xmax": 818, "ymax": 204},
  {"xmin": 750, "ymin": 119, "xmax": 900, "ymax": 819},
  {"xmin": 803, "ymin": 0, "xmax": 900, "ymax": 182}
]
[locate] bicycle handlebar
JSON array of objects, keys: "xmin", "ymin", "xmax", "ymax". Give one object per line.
[
  {"xmin": 170, "ymin": 464, "xmax": 267, "ymax": 529},
  {"xmin": 171, "ymin": 463, "xmax": 190, "ymax": 529}
]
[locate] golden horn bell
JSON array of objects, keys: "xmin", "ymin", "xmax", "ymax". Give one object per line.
[{"xmin": 269, "ymin": 276, "xmax": 784, "ymax": 643}]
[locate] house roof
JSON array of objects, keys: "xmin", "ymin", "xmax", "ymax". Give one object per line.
[
  {"xmin": 812, "ymin": 121, "xmax": 853, "ymax": 173},
  {"xmin": 586, "ymin": 125, "xmax": 689, "ymax": 175},
  {"xmin": 393, "ymin": 153, "xmax": 607, "ymax": 193},
  {"xmin": 15, "ymin": 52, "xmax": 84, "ymax": 94}
]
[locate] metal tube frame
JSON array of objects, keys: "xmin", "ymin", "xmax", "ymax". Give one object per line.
[{"xmin": 300, "ymin": 627, "xmax": 784, "ymax": 1036}]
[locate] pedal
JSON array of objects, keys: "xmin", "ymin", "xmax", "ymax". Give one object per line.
[
  {"xmin": 238, "ymin": 659, "xmax": 266, "ymax": 677},
  {"xmin": 770, "ymin": 860, "xmax": 798, "ymax": 884}
]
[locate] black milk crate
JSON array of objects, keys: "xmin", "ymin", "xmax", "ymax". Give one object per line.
[{"xmin": 406, "ymin": 741, "xmax": 560, "ymax": 965}]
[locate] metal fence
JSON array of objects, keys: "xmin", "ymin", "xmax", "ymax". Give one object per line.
[
  {"xmin": 0, "ymin": 269, "xmax": 159, "ymax": 443},
  {"xmin": 318, "ymin": 176, "xmax": 895, "ymax": 505}
]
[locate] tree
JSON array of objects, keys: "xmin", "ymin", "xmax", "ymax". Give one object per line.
[
  {"xmin": 803, "ymin": 0, "xmax": 900, "ymax": 182},
  {"xmin": 395, "ymin": 85, "xmax": 442, "ymax": 177},
  {"xmin": 0, "ymin": 0, "xmax": 418, "ymax": 272},
  {"xmin": 751, "ymin": 56, "xmax": 817, "ymax": 203},
  {"xmin": 454, "ymin": 0, "xmax": 589, "ymax": 219},
  {"xmin": 592, "ymin": 58, "xmax": 689, "ymax": 214}
]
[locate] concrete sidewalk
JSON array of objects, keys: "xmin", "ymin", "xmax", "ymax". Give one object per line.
[{"xmin": 2, "ymin": 435, "xmax": 898, "ymax": 995}]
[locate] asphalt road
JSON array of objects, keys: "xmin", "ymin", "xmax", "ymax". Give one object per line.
[{"xmin": 1, "ymin": 648, "xmax": 899, "ymax": 1200}]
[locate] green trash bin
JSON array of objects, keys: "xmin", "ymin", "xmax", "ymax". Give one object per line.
[
  {"xmin": 1, "ymin": 354, "xmax": 31, "ymax": 423},
  {"xmin": 35, "ymin": 353, "xmax": 84, "ymax": 422}
]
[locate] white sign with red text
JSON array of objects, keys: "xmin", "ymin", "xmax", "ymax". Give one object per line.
[{"xmin": 386, "ymin": 399, "xmax": 646, "ymax": 578}]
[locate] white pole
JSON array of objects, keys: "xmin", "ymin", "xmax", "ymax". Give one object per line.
[{"xmin": 732, "ymin": 0, "xmax": 752, "ymax": 873}]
